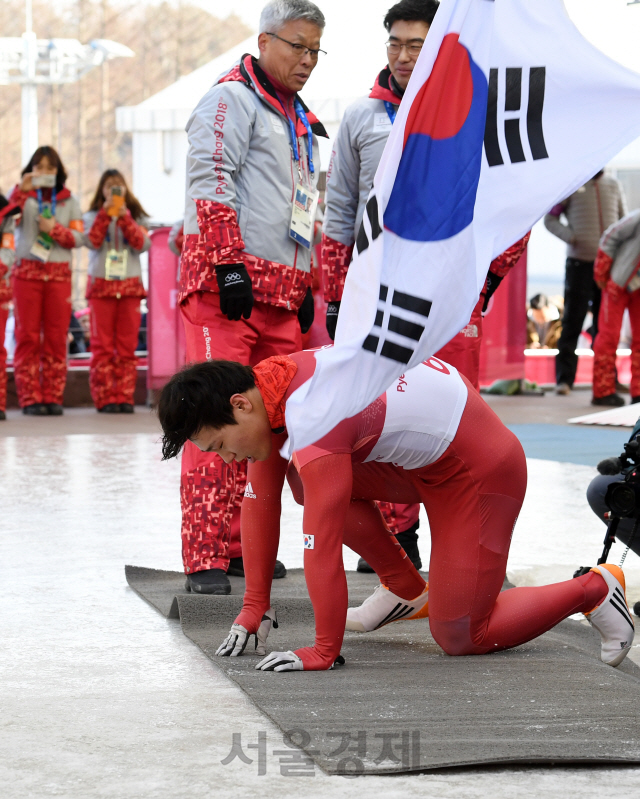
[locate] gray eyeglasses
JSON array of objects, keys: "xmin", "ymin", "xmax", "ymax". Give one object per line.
[{"xmin": 266, "ymin": 32, "xmax": 327, "ymax": 60}]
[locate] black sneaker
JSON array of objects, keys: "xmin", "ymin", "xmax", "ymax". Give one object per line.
[
  {"xmin": 591, "ymin": 394, "xmax": 625, "ymax": 407},
  {"xmin": 632, "ymin": 396, "xmax": 640, "ymax": 405},
  {"xmin": 98, "ymin": 403, "xmax": 120, "ymax": 413},
  {"xmin": 185, "ymin": 568, "xmax": 231, "ymax": 595},
  {"xmin": 46, "ymin": 403, "xmax": 63, "ymax": 416},
  {"xmin": 120, "ymin": 403, "xmax": 134, "ymax": 414},
  {"xmin": 22, "ymin": 403, "xmax": 48, "ymax": 416},
  {"xmin": 227, "ymin": 556, "xmax": 287, "ymax": 579},
  {"xmin": 357, "ymin": 521, "xmax": 422, "ymax": 573},
  {"xmin": 0, "ymin": 410, "xmax": 5, "ymax": 421},
  {"xmin": 396, "ymin": 522, "xmax": 423, "ymax": 571}
]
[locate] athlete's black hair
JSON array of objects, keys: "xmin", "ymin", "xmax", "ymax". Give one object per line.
[
  {"xmin": 384, "ymin": 0, "xmax": 439, "ymax": 31},
  {"xmin": 158, "ymin": 360, "xmax": 256, "ymax": 460}
]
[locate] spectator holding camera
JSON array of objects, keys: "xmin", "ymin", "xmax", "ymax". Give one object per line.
[
  {"xmin": 84, "ymin": 169, "xmax": 150, "ymax": 414},
  {"xmin": 9, "ymin": 146, "xmax": 83, "ymax": 416}
]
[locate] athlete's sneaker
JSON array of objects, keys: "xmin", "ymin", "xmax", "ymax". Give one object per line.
[
  {"xmin": 584, "ymin": 564, "xmax": 635, "ymax": 667},
  {"xmin": 346, "ymin": 582, "xmax": 429, "ymax": 632}
]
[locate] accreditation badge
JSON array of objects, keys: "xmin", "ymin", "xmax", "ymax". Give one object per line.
[
  {"xmin": 289, "ymin": 183, "xmax": 319, "ymax": 250},
  {"xmin": 105, "ymin": 249, "xmax": 128, "ymax": 281},
  {"xmin": 30, "ymin": 233, "xmax": 53, "ymax": 263}
]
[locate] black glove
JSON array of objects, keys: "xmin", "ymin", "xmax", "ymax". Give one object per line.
[
  {"xmin": 298, "ymin": 287, "xmax": 314, "ymax": 334},
  {"xmin": 482, "ymin": 272, "xmax": 504, "ymax": 313},
  {"xmin": 326, "ymin": 301, "xmax": 341, "ymax": 341},
  {"xmin": 215, "ymin": 264, "xmax": 254, "ymax": 321}
]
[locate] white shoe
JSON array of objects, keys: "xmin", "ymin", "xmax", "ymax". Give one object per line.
[
  {"xmin": 585, "ymin": 564, "xmax": 635, "ymax": 667},
  {"xmin": 555, "ymin": 383, "xmax": 571, "ymax": 395},
  {"xmin": 346, "ymin": 582, "xmax": 429, "ymax": 632}
]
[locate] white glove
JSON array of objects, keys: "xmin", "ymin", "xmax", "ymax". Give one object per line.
[
  {"xmin": 216, "ymin": 609, "xmax": 278, "ymax": 657},
  {"xmin": 255, "ymin": 650, "xmax": 304, "ymax": 672}
]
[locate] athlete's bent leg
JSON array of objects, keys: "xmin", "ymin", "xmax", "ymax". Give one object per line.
[{"xmin": 419, "ymin": 386, "xmax": 608, "ymax": 655}]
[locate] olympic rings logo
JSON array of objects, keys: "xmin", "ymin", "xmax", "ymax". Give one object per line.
[{"xmin": 225, "ymin": 272, "xmax": 242, "ymax": 282}]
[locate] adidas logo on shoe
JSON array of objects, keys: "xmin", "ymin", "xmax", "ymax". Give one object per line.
[
  {"xmin": 244, "ymin": 482, "xmax": 257, "ymax": 499},
  {"xmin": 585, "ymin": 564, "xmax": 635, "ymax": 667},
  {"xmin": 346, "ymin": 582, "xmax": 429, "ymax": 632}
]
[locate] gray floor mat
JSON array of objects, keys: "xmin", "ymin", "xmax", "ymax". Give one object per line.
[{"xmin": 126, "ymin": 566, "xmax": 640, "ymax": 774}]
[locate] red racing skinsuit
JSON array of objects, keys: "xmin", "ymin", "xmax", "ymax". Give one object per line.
[
  {"xmin": 234, "ymin": 350, "xmax": 607, "ymax": 670},
  {"xmin": 179, "ymin": 55, "xmax": 327, "ymax": 575}
]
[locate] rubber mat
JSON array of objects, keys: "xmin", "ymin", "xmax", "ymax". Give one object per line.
[{"xmin": 126, "ymin": 566, "xmax": 640, "ymax": 774}]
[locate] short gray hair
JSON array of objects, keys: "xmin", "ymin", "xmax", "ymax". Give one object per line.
[{"xmin": 259, "ymin": 0, "xmax": 326, "ymax": 34}]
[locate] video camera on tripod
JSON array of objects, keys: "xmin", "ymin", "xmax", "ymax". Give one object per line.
[{"xmin": 575, "ymin": 439, "xmax": 640, "ymax": 615}]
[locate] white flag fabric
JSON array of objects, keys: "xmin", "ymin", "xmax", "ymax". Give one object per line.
[{"xmin": 286, "ymin": 0, "xmax": 640, "ymax": 452}]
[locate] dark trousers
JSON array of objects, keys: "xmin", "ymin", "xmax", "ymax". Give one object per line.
[{"xmin": 555, "ymin": 258, "xmax": 600, "ymax": 386}]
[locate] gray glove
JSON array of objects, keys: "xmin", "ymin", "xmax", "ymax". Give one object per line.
[
  {"xmin": 255, "ymin": 650, "xmax": 304, "ymax": 672},
  {"xmin": 216, "ymin": 609, "xmax": 278, "ymax": 657}
]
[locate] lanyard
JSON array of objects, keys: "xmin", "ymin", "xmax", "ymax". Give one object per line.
[
  {"xmin": 276, "ymin": 95, "xmax": 315, "ymax": 175},
  {"xmin": 105, "ymin": 219, "xmax": 121, "ymax": 251},
  {"xmin": 37, "ymin": 188, "xmax": 57, "ymax": 216},
  {"xmin": 384, "ymin": 101, "xmax": 398, "ymax": 125}
]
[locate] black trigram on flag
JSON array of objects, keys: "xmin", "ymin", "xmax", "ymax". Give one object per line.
[
  {"xmin": 355, "ymin": 194, "xmax": 432, "ymax": 364},
  {"xmin": 484, "ymin": 66, "xmax": 549, "ymax": 167},
  {"xmin": 363, "ymin": 285, "xmax": 432, "ymax": 364}
]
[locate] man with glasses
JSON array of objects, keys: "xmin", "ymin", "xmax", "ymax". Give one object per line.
[
  {"xmin": 321, "ymin": 0, "xmax": 529, "ymax": 573},
  {"xmin": 178, "ymin": 0, "xmax": 327, "ymax": 595},
  {"xmin": 321, "ymin": 0, "xmax": 439, "ymax": 575}
]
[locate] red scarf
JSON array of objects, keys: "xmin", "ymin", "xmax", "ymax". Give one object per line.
[{"xmin": 252, "ymin": 355, "xmax": 298, "ymax": 431}]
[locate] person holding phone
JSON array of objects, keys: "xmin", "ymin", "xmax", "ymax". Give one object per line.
[
  {"xmin": 9, "ymin": 146, "xmax": 83, "ymax": 415},
  {"xmin": 83, "ymin": 169, "xmax": 150, "ymax": 413}
]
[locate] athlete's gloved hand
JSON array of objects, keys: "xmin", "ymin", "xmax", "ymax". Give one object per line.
[
  {"xmin": 256, "ymin": 652, "xmax": 346, "ymax": 672},
  {"xmin": 216, "ymin": 609, "xmax": 278, "ymax": 657},
  {"xmin": 326, "ymin": 301, "xmax": 340, "ymax": 340},
  {"xmin": 481, "ymin": 272, "xmax": 503, "ymax": 314},
  {"xmin": 256, "ymin": 650, "xmax": 304, "ymax": 671},
  {"xmin": 298, "ymin": 288, "xmax": 314, "ymax": 334},
  {"xmin": 215, "ymin": 263, "xmax": 254, "ymax": 321}
]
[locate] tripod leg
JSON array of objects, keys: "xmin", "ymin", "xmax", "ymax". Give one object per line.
[{"xmin": 597, "ymin": 516, "xmax": 620, "ymax": 565}]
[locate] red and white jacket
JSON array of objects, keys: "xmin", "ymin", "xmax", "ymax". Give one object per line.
[
  {"xmin": 181, "ymin": 55, "xmax": 328, "ymax": 312},
  {"xmin": 9, "ymin": 185, "xmax": 83, "ymax": 282},
  {"xmin": 0, "ymin": 209, "xmax": 16, "ymax": 305},
  {"xmin": 83, "ymin": 209, "xmax": 150, "ymax": 300}
]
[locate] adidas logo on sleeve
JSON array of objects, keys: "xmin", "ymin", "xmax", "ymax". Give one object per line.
[{"xmin": 244, "ymin": 482, "xmax": 257, "ymax": 499}]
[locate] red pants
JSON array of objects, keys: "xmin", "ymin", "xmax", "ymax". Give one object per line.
[
  {"xmin": 13, "ymin": 277, "xmax": 71, "ymax": 406},
  {"xmin": 89, "ymin": 297, "xmax": 141, "ymax": 408},
  {"xmin": 288, "ymin": 386, "xmax": 606, "ymax": 665},
  {"xmin": 180, "ymin": 291, "xmax": 302, "ymax": 574},
  {"xmin": 0, "ymin": 303, "xmax": 8, "ymax": 411},
  {"xmin": 593, "ymin": 285, "xmax": 640, "ymax": 398}
]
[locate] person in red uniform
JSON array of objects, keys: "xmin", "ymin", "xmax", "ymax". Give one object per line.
[
  {"xmin": 9, "ymin": 146, "xmax": 83, "ymax": 416},
  {"xmin": 0, "ymin": 194, "xmax": 18, "ymax": 421},
  {"xmin": 84, "ymin": 169, "xmax": 150, "ymax": 413},
  {"xmin": 177, "ymin": 0, "xmax": 326, "ymax": 594},
  {"xmin": 158, "ymin": 351, "xmax": 635, "ymax": 672}
]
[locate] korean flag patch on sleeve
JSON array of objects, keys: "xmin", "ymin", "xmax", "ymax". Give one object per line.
[{"xmin": 303, "ymin": 534, "xmax": 314, "ymax": 550}]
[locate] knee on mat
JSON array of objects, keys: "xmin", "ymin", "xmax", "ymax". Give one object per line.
[{"xmin": 430, "ymin": 617, "xmax": 477, "ymax": 656}]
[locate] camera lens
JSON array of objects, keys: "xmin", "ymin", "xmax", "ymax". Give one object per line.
[{"xmin": 608, "ymin": 483, "xmax": 637, "ymax": 517}]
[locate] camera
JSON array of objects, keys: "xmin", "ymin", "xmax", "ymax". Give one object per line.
[
  {"xmin": 32, "ymin": 174, "xmax": 56, "ymax": 189},
  {"xmin": 600, "ymin": 439, "xmax": 640, "ymax": 518}
]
